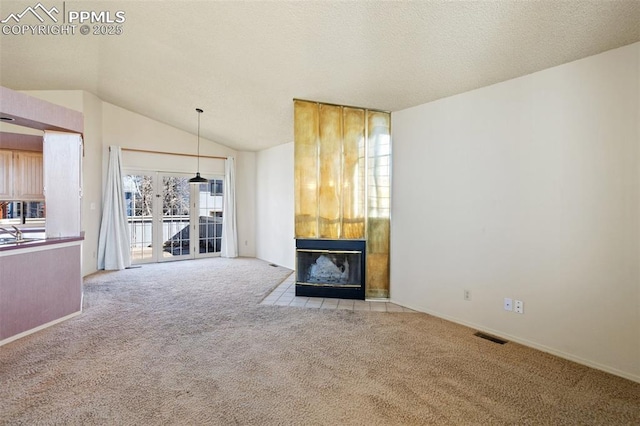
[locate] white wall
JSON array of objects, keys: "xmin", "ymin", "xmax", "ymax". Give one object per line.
[
  {"xmin": 256, "ymin": 142, "xmax": 295, "ymax": 269},
  {"xmin": 81, "ymin": 91, "xmax": 103, "ymax": 276},
  {"xmin": 391, "ymin": 43, "xmax": 640, "ymax": 382},
  {"xmin": 236, "ymin": 151, "xmax": 256, "ymax": 257},
  {"xmin": 24, "ymin": 90, "xmax": 84, "ymax": 112},
  {"xmin": 102, "ymin": 102, "xmax": 236, "ymax": 174}
]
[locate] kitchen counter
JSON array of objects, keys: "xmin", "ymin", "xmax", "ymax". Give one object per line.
[
  {"xmin": 0, "ymin": 232, "xmax": 84, "ymax": 345},
  {"xmin": 0, "ymin": 234, "xmax": 84, "ymax": 253}
]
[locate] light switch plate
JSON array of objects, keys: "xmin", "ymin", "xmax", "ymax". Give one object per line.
[{"xmin": 504, "ymin": 298, "xmax": 513, "ymax": 311}]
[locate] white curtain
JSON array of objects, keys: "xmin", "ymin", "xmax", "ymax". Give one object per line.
[
  {"xmin": 221, "ymin": 157, "xmax": 238, "ymax": 258},
  {"xmin": 97, "ymin": 146, "xmax": 131, "ymax": 270}
]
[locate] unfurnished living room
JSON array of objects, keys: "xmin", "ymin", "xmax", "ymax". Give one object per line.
[{"xmin": 1, "ymin": 1, "xmax": 639, "ymax": 424}]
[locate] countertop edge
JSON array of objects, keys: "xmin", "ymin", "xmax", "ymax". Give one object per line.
[{"xmin": 0, "ymin": 235, "xmax": 84, "ymax": 253}]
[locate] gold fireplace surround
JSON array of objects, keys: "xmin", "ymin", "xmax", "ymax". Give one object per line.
[{"xmin": 294, "ymin": 99, "xmax": 391, "ymax": 298}]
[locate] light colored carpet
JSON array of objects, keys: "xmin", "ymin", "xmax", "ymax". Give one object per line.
[{"xmin": 1, "ymin": 257, "xmax": 638, "ymax": 425}]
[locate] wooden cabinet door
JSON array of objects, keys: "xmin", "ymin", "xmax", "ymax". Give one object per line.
[
  {"xmin": 14, "ymin": 151, "xmax": 44, "ymax": 200},
  {"xmin": 0, "ymin": 150, "xmax": 13, "ymax": 199}
]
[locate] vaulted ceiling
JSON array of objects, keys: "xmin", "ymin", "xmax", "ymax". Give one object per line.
[{"xmin": 1, "ymin": 1, "xmax": 639, "ymax": 151}]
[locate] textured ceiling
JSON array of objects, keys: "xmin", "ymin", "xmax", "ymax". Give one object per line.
[{"xmin": 1, "ymin": 1, "xmax": 639, "ymax": 152}]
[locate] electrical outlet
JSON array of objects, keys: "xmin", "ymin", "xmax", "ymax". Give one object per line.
[
  {"xmin": 514, "ymin": 300, "xmax": 524, "ymax": 314},
  {"xmin": 504, "ymin": 298, "xmax": 513, "ymax": 311},
  {"xmin": 464, "ymin": 289, "xmax": 471, "ymax": 301}
]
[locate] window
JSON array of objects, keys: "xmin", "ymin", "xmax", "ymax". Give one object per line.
[
  {"xmin": 209, "ymin": 179, "xmax": 223, "ymax": 196},
  {"xmin": 199, "ymin": 179, "xmax": 223, "ymax": 254},
  {"xmin": 0, "ymin": 201, "xmax": 46, "ymax": 226}
]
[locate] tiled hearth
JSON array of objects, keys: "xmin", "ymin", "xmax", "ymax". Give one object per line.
[{"xmin": 260, "ymin": 273, "xmax": 416, "ymax": 313}]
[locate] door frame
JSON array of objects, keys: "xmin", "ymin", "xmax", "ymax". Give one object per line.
[{"xmin": 124, "ymin": 170, "xmax": 224, "ymax": 264}]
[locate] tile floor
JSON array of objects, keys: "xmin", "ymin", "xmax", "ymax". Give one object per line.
[{"xmin": 260, "ymin": 273, "xmax": 416, "ymax": 313}]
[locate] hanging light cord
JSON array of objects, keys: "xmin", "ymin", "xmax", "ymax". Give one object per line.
[
  {"xmin": 189, "ymin": 108, "xmax": 207, "ymax": 184},
  {"xmin": 196, "ymin": 107, "xmax": 203, "ymax": 172}
]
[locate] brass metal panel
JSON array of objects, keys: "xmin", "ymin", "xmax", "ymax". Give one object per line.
[
  {"xmin": 342, "ymin": 107, "xmax": 366, "ymax": 239},
  {"xmin": 294, "ymin": 100, "xmax": 319, "ymax": 238},
  {"xmin": 365, "ymin": 218, "xmax": 390, "ymax": 298},
  {"xmin": 318, "ymin": 104, "xmax": 342, "ymax": 239},
  {"xmin": 294, "ymin": 100, "xmax": 392, "ymax": 299},
  {"xmin": 365, "ymin": 252, "xmax": 390, "ymax": 298},
  {"xmin": 366, "ymin": 111, "xmax": 391, "ymax": 298}
]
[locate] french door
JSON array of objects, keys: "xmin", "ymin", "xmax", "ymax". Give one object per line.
[{"xmin": 124, "ymin": 171, "xmax": 223, "ymax": 264}]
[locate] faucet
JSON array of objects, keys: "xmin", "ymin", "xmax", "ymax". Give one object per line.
[{"xmin": 0, "ymin": 225, "xmax": 23, "ymax": 241}]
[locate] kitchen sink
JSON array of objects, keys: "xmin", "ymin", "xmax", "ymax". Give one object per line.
[{"xmin": 0, "ymin": 237, "xmax": 42, "ymax": 245}]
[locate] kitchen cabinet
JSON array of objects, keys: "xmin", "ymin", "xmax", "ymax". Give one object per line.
[
  {"xmin": 0, "ymin": 150, "xmax": 12, "ymax": 199},
  {"xmin": 0, "ymin": 149, "xmax": 44, "ymax": 200},
  {"xmin": 15, "ymin": 151, "xmax": 44, "ymax": 200}
]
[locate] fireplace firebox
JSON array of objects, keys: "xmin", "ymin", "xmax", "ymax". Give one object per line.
[{"xmin": 295, "ymin": 239, "xmax": 366, "ymax": 300}]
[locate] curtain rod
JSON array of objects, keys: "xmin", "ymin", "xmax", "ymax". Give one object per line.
[{"xmin": 117, "ymin": 147, "xmax": 227, "ymax": 160}]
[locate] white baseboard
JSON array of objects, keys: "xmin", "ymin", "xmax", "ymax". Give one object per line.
[
  {"xmin": 391, "ymin": 300, "xmax": 640, "ymax": 384},
  {"xmin": 0, "ymin": 310, "xmax": 82, "ymax": 347}
]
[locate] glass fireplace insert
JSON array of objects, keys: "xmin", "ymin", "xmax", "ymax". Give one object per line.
[{"xmin": 295, "ymin": 239, "xmax": 366, "ymax": 299}]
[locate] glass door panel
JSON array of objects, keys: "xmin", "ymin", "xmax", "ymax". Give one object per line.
[
  {"xmin": 124, "ymin": 173, "xmax": 154, "ymax": 263},
  {"xmin": 124, "ymin": 172, "xmax": 222, "ymax": 263},
  {"xmin": 195, "ymin": 179, "xmax": 223, "ymax": 257},
  {"xmin": 160, "ymin": 175, "xmax": 191, "ymax": 260}
]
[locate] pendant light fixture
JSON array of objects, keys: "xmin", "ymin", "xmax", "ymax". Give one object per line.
[{"xmin": 189, "ymin": 107, "xmax": 208, "ymax": 184}]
